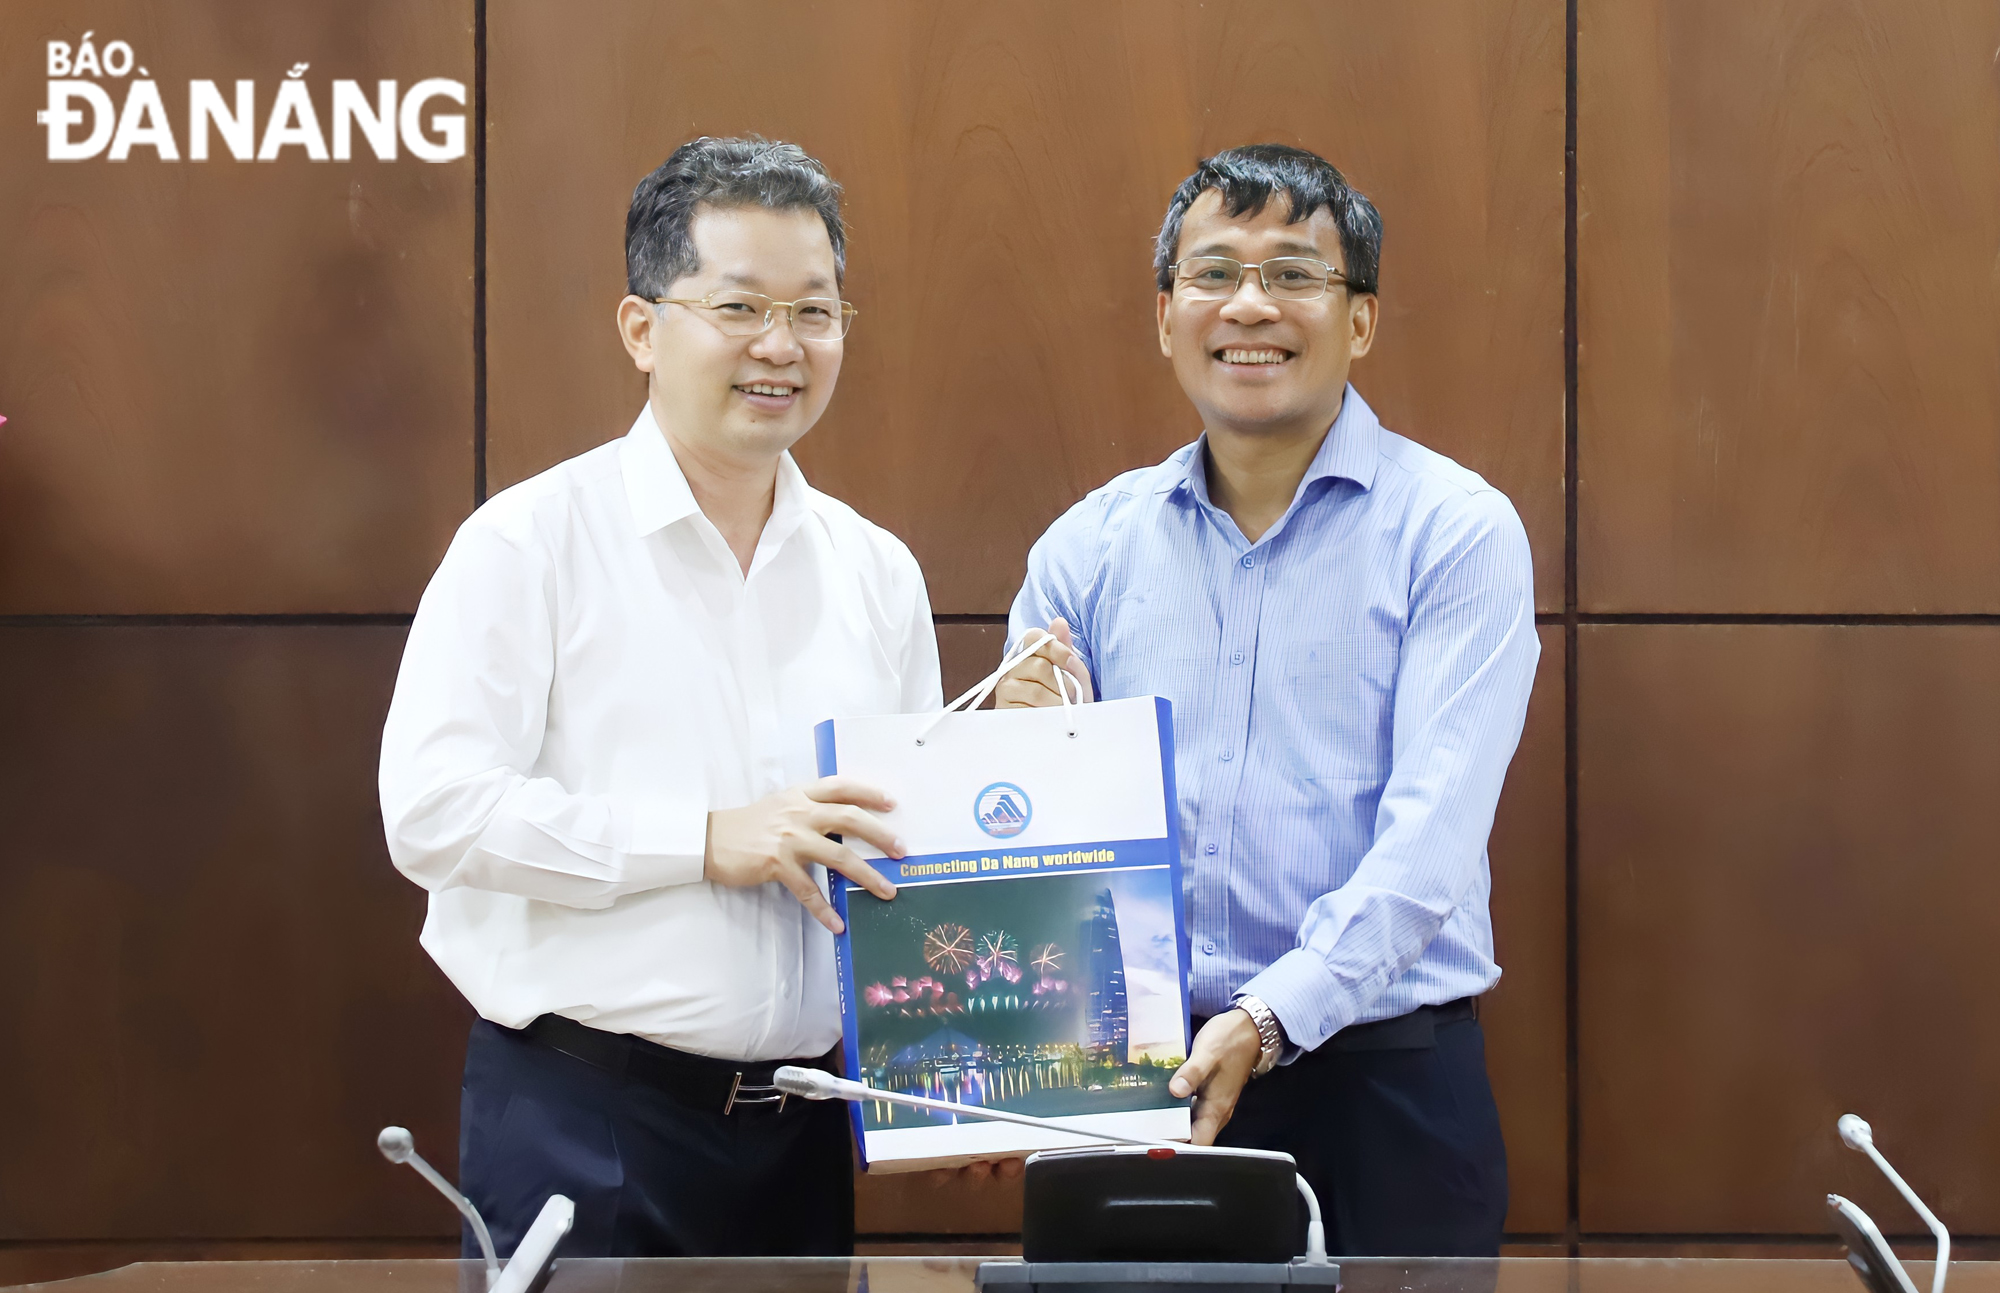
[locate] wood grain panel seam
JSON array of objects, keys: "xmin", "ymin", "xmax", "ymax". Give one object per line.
[
  {"xmin": 0, "ymin": 1238, "xmax": 458, "ymax": 1249},
  {"xmin": 1576, "ymin": 614, "xmax": 2000, "ymax": 626},
  {"xmin": 473, "ymin": 0, "xmax": 489, "ymax": 509},
  {"xmin": 8, "ymin": 613, "xmax": 1994, "ymax": 630},
  {"xmin": 0, "ymin": 615, "xmax": 416, "ymax": 628},
  {"xmin": 12, "ymin": 1231, "xmax": 1994, "ymax": 1247},
  {"xmin": 1575, "ymin": 1232, "xmax": 2000, "ymax": 1243},
  {"xmin": 1563, "ymin": 0, "xmax": 1582, "ymax": 1261}
]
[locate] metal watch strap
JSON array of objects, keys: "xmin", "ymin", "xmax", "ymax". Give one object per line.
[{"xmin": 1234, "ymin": 994, "xmax": 1283, "ymax": 1077}]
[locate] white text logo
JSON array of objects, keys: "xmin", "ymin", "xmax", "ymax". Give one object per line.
[{"xmin": 40, "ymin": 33, "xmax": 467, "ymax": 163}]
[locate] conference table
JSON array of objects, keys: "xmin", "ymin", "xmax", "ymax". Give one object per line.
[{"xmin": 12, "ymin": 1257, "xmax": 1992, "ymax": 1291}]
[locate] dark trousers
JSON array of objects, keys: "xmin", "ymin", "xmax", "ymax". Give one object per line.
[
  {"xmin": 1213, "ymin": 1006, "xmax": 1508, "ymax": 1257},
  {"xmin": 457, "ymin": 1019, "xmax": 854, "ymax": 1258}
]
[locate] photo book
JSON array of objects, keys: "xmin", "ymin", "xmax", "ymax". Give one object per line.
[{"xmin": 816, "ymin": 696, "xmax": 1193, "ymax": 1171}]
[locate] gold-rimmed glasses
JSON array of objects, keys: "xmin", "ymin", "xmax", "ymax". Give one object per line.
[
  {"xmin": 652, "ymin": 291, "xmax": 858, "ymax": 341},
  {"xmin": 1169, "ymin": 256, "xmax": 1354, "ymax": 302}
]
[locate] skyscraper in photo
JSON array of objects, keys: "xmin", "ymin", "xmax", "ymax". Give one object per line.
[{"xmin": 1081, "ymin": 887, "xmax": 1129, "ymax": 1063}]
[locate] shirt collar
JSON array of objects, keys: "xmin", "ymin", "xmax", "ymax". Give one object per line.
[
  {"xmin": 620, "ymin": 403, "xmax": 702, "ymax": 537},
  {"xmin": 619, "ymin": 403, "xmax": 815, "ymax": 559},
  {"xmin": 1167, "ymin": 383, "xmax": 1381, "ymax": 504},
  {"xmin": 759, "ymin": 450, "xmax": 813, "ymax": 559}
]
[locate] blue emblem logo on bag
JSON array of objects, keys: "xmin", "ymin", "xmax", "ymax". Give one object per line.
[{"xmin": 974, "ymin": 782, "xmax": 1032, "ymax": 838}]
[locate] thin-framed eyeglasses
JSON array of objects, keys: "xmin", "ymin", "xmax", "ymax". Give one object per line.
[
  {"xmin": 652, "ymin": 290, "xmax": 858, "ymax": 341},
  {"xmin": 1168, "ymin": 256, "xmax": 1355, "ymax": 302}
]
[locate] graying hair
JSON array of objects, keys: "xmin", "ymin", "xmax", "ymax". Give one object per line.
[
  {"xmin": 1154, "ymin": 143, "xmax": 1381, "ymax": 295},
  {"xmin": 625, "ymin": 136, "xmax": 846, "ymax": 298}
]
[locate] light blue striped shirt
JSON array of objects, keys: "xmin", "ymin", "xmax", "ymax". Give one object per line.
[{"xmin": 1007, "ymin": 387, "xmax": 1539, "ymax": 1054}]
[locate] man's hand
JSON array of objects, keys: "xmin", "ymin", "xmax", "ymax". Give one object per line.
[
  {"xmin": 1169, "ymin": 1009, "xmax": 1265, "ymax": 1145},
  {"xmin": 925, "ymin": 1157, "xmax": 1027, "ymax": 1188},
  {"xmin": 705, "ymin": 777, "xmax": 903, "ymax": 933},
  {"xmin": 993, "ymin": 618, "xmax": 1094, "ymax": 709}
]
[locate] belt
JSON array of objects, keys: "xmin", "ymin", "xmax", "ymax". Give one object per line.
[
  {"xmin": 1195, "ymin": 996, "xmax": 1479, "ymax": 1054},
  {"xmin": 520, "ymin": 1014, "xmax": 840, "ymax": 1115}
]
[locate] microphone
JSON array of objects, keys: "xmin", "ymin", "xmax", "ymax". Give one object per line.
[
  {"xmin": 377, "ymin": 1127, "xmax": 499, "ymax": 1285},
  {"xmin": 1833, "ymin": 1114, "xmax": 1950, "ymax": 1293},
  {"xmin": 773, "ymin": 1066, "xmax": 1329, "ymax": 1266},
  {"xmin": 376, "ymin": 1126, "xmax": 573, "ymax": 1293}
]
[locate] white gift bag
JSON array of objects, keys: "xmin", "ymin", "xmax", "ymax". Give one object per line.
[{"xmin": 814, "ymin": 634, "xmax": 1193, "ymax": 1171}]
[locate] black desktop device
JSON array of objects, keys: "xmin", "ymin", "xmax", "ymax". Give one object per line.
[
  {"xmin": 976, "ymin": 1145, "xmax": 1340, "ymax": 1293},
  {"xmin": 1021, "ymin": 1145, "xmax": 1300, "ymax": 1264}
]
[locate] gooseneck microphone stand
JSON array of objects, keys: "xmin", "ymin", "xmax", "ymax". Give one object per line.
[
  {"xmin": 377, "ymin": 1126, "xmax": 574, "ymax": 1293},
  {"xmin": 1828, "ymin": 1114, "xmax": 1950, "ymax": 1293}
]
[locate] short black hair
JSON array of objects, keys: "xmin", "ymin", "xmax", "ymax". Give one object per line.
[
  {"xmin": 625, "ymin": 136, "xmax": 846, "ymax": 298},
  {"xmin": 1154, "ymin": 144, "xmax": 1382, "ymax": 295}
]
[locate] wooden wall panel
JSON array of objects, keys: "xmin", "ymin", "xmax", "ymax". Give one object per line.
[
  {"xmin": 0, "ymin": 2, "xmax": 474, "ymax": 613},
  {"xmin": 1483, "ymin": 626, "xmax": 1568, "ymax": 1234},
  {"xmin": 1577, "ymin": 0, "xmax": 2000, "ymax": 613},
  {"xmin": 934, "ymin": 622, "xmax": 1006, "ymax": 706},
  {"xmin": 1577, "ymin": 625, "xmax": 2000, "ymax": 1232},
  {"xmin": 0, "ymin": 627, "xmax": 470, "ymax": 1239},
  {"xmin": 486, "ymin": 0, "xmax": 1565, "ymax": 614}
]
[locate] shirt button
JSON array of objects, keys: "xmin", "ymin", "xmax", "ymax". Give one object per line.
[
  {"xmin": 1220, "ymin": 749, "xmax": 1234, "ymax": 762},
  {"xmin": 1230, "ymin": 650, "xmax": 1244, "ymax": 665},
  {"xmin": 1204, "ymin": 842, "xmax": 1218, "ymax": 855},
  {"xmin": 1203, "ymin": 940, "xmax": 1217, "ymax": 955},
  {"xmin": 1241, "ymin": 555, "xmax": 1255, "ymax": 569}
]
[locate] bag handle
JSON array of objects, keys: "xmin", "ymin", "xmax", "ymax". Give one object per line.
[{"xmin": 915, "ymin": 629, "xmax": 1082, "ymax": 746}]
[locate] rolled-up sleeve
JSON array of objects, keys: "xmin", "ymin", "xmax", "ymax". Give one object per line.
[
  {"xmin": 378, "ymin": 517, "xmax": 707, "ymax": 909},
  {"xmin": 1236, "ymin": 489, "xmax": 1540, "ymax": 1052}
]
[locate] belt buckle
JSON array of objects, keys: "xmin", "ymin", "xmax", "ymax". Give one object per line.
[{"xmin": 724, "ymin": 1071, "xmax": 788, "ymax": 1115}]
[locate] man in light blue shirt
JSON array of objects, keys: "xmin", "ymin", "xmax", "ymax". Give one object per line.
[{"xmin": 997, "ymin": 144, "xmax": 1538, "ymax": 1256}]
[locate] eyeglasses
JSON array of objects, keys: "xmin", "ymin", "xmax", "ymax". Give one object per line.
[
  {"xmin": 1169, "ymin": 256, "xmax": 1355, "ymax": 302},
  {"xmin": 652, "ymin": 291, "xmax": 858, "ymax": 341}
]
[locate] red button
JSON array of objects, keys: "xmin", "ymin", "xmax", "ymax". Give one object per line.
[{"xmin": 1147, "ymin": 1146, "xmax": 1176, "ymax": 1159}]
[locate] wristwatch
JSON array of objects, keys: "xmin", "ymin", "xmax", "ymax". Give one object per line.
[{"xmin": 1233, "ymin": 994, "xmax": 1284, "ymax": 1078}]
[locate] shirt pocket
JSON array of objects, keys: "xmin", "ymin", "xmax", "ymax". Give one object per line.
[{"xmin": 1284, "ymin": 634, "xmax": 1398, "ymax": 784}]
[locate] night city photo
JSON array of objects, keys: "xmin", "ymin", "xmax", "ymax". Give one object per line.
[{"xmin": 842, "ymin": 866, "xmax": 1188, "ymax": 1133}]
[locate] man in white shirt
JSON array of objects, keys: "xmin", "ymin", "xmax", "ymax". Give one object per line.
[{"xmin": 379, "ymin": 137, "xmax": 940, "ymax": 1258}]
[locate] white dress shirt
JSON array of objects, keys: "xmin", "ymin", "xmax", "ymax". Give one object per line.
[{"xmin": 380, "ymin": 404, "xmax": 941, "ymax": 1061}]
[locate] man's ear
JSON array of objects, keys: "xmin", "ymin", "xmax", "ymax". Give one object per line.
[
  {"xmin": 616, "ymin": 296, "xmax": 658, "ymax": 374},
  {"xmin": 1348, "ymin": 291, "xmax": 1378, "ymax": 361},
  {"xmin": 1156, "ymin": 290, "xmax": 1174, "ymax": 359}
]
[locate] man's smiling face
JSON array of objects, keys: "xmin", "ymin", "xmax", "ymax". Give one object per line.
[
  {"xmin": 1155, "ymin": 188, "xmax": 1376, "ymax": 439},
  {"xmin": 643, "ymin": 203, "xmax": 844, "ymax": 463}
]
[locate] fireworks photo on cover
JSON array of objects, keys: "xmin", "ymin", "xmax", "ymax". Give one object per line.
[{"xmin": 843, "ymin": 866, "xmax": 1186, "ymax": 1133}]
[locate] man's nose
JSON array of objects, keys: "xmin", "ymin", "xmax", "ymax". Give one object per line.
[
  {"xmin": 1218, "ymin": 271, "xmax": 1281, "ymax": 322},
  {"xmin": 747, "ymin": 311, "xmax": 806, "ymax": 361}
]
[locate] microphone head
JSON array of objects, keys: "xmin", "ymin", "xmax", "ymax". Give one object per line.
[
  {"xmin": 773, "ymin": 1065, "xmax": 841, "ymax": 1099},
  {"xmin": 377, "ymin": 1126, "xmax": 416, "ymax": 1164},
  {"xmin": 1838, "ymin": 1114, "xmax": 1874, "ymax": 1152}
]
